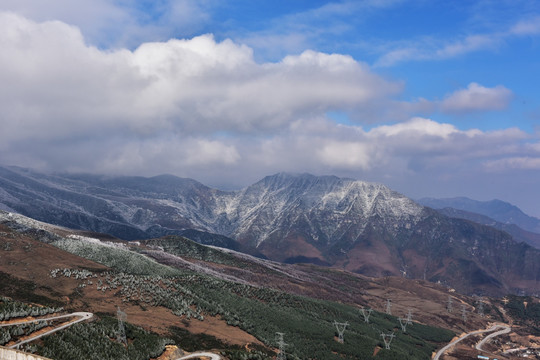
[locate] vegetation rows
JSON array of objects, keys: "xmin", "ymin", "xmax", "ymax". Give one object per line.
[{"xmin": 45, "ymin": 236, "xmax": 455, "ymax": 359}]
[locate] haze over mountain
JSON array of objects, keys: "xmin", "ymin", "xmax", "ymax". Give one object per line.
[
  {"xmin": 418, "ymin": 197, "xmax": 540, "ymax": 235},
  {"xmin": 1, "ymin": 165, "xmax": 540, "ymax": 295}
]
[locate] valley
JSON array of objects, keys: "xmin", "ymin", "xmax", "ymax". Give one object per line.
[
  {"xmin": 1, "ymin": 168, "xmax": 540, "ymax": 296},
  {"xmin": 1, "ymin": 170, "xmax": 540, "ymax": 359},
  {"xmin": 1, "ymin": 210, "xmax": 540, "ymax": 359}
]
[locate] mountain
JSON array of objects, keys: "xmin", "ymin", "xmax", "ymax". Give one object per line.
[
  {"xmin": 432, "ymin": 207, "xmax": 540, "ymax": 250},
  {"xmin": 418, "ymin": 197, "xmax": 540, "ymax": 235},
  {"xmin": 1, "ymin": 166, "xmax": 540, "ymax": 295},
  {"xmin": 0, "ymin": 210, "xmax": 462, "ymax": 360}
]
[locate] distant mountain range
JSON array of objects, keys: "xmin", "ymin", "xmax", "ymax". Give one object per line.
[
  {"xmin": 1, "ymin": 165, "xmax": 540, "ymax": 295},
  {"xmin": 418, "ymin": 197, "xmax": 540, "ymax": 234}
]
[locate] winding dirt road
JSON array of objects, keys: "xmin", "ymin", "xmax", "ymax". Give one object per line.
[
  {"xmin": 5, "ymin": 312, "xmax": 93, "ymax": 349},
  {"xmin": 3, "ymin": 312, "xmax": 222, "ymax": 359},
  {"xmin": 475, "ymin": 324, "xmax": 511, "ymax": 352},
  {"xmin": 177, "ymin": 352, "xmax": 222, "ymax": 360},
  {"xmin": 433, "ymin": 323, "xmax": 511, "ymax": 360}
]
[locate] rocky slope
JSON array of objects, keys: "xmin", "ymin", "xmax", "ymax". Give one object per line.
[
  {"xmin": 432, "ymin": 207, "xmax": 540, "ymax": 250},
  {"xmin": 1, "ymin": 166, "xmax": 540, "ymax": 295}
]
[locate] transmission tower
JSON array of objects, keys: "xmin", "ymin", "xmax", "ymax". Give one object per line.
[
  {"xmin": 461, "ymin": 304, "xmax": 468, "ymax": 322},
  {"xmin": 398, "ymin": 317, "xmax": 408, "ymax": 332},
  {"xmin": 275, "ymin": 332, "xmax": 287, "ymax": 360},
  {"xmin": 385, "ymin": 299, "xmax": 392, "ymax": 315},
  {"xmin": 334, "ymin": 321, "xmax": 348, "ymax": 343},
  {"xmin": 406, "ymin": 309, "xmax": 413, "ymax": 324},
  {"xmin": 380, "ymin": 331, "xmax": 395, "ymax": 350},
  {"xmin": 360, "ymin": 307, "xmax": 373, "ymax": 323},
  {"xmin": 116, "ymin": 307, "xmax": 127, "ymax": 346},
  {"xmin": 476, "ymin": 297, "xmax": 484, "ymax": 317},
  {"xmin": 447, "ymin": 295, "xmax": 453, "ymax": 313}
]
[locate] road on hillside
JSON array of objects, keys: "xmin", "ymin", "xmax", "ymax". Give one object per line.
[
  {"xmin": 3, "ymin": 311, "xmax": 222, "ymax": 359},
  {"xmin": 0, "ymin": 312, "xmax": 93, "ymax": 328},
  {"xmin": 475, "ymin": 324, "xmax": 511, "ymax": 352},
  {"xmin": 433, "ymin": 324, "xmax": 511, "ymax": 360},
  {"xmin": 5, "ymin": 312, "xmax": 93, "ymax": 349},
  {"xmin": 177, "ymin": 352, "xmax": 222, "ymax": 360}
]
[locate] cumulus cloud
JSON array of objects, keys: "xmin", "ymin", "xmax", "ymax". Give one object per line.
[
  {"xmin": 440, "ymin": 83, "xmax": 513, "ymax": 113},
  {"xmin": 1, "ymin": 11, "xmax": 539, "ymax": 216},
  {"xmin": 0, "ymin": 12, "xmax": 402, "ymax": 144}
]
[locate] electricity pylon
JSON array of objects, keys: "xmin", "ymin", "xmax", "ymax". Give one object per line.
[
  {"xmin": 406, "ymin": 309, "xmax": 413, "ymax": 324},
  {"xmin": 116, "ymin": 307, "xmax": 127, "ymax": 346},
  {"xmin": 380, "ymin": 331, "xmax": 395, "ymax": 350},
  {"xmin": 447, "ymin": 295, "xmax": 453, "ymax": 313},
  {"xmin": 476, "ymin": 297, "xmax": 485, "ymax": 317},
  {"xmin": 398, "ymin": 317, "xmax": 408, "ymax": 332},
  {"xmin": 334, "ymin": 321, "xmax": 348, "ymax": 343},
  {"xmin": 360, "ymin": 307, "xmax": 373, "ymax": 323},
  {"xmin": 385, "ymin": 299, "xmax": 392, "ymax": 315},
  {"xmin": 275, "ymin": 332, "xmax": 287, "ymax": 360}
]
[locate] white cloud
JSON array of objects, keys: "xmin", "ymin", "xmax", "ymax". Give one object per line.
[
  {"xmin": 0, "ymin": 11, "xmax": 538, "ymax": 213},
  {"xmin": 317, "ymin": 141, "xmax": 371, "ymax": 169},
  {"xmin": 440, "ymin": 83, "xmax": 513, "ymax": 113},
  {"xmin": 510, "ymin": 16, "xmax": 540, "ymax": 35},
  {"xmin": 375, "ymin": 14, "xmax": 540, "ymax": 67},
  {"xmin": 369, "ymin": 117, "xmax": 463, "ymax": 138},
  {"xmin": 0, "ymin": 0, "xmax": 211, "ymax": 48},
  {"xmin": 0, "ymin": 12, "xmax": 402, "ymax": 146}
]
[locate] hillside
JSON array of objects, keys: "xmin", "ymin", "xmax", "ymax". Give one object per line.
[
  {"xmin": 0, "ymin": 211, "xmax": 465, "ymax": 360},
  {"xmin": 1, "ymin": 167, "xmax": 540, "ymax": 295},
  {"xmin": 418, "ymin": 197, "xmax": 540, "ymax": 235},
  {"xmin": 432, "ymin": 207, "xmax": 540, "ymax": 249}
]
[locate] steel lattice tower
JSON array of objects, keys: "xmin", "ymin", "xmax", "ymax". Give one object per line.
[
  {"xmin": 380, "ymin": 332, "xmax": 395, "ymax": 350},
  {"xmin": 406, "ymin": 309, "xmax": 413, "ymax": 324},
  {"xmin": 275, "ymin": 332, "xmax": 287, "ymax": 360},
  {"xmin": 398, "ymin": 317, "xmax": 408, "ymax": 332},
  {"xmin": 116, "ymin": 307, "xmax": 127, "ymax": 346},
  {"xmin": 360, "ymin": 307, "xmax": 373, "ymax": 323},
  {"xmin": 334, "ymin": 321, "xmax": 348, "ymax": 343},
  {"xmin": 385, "ymin": 299, "xmax": 392, "ymax": 315},
  {"xmin": 447, "ymin": 295, "xmax": 453, "ymax": 313}
]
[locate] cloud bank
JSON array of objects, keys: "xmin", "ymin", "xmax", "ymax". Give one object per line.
[{"xmin": 0, "ymin": 12, "xmax": 539, "ymax": 215}]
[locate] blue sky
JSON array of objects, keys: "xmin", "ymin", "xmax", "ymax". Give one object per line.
[{"xmin": 0, "ymin": 0, "xmax": 540, "ymax": 216}]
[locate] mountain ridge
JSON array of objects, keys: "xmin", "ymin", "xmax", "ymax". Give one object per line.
[
  {"xmin": 418, "ymin": 196, "xmax": 540, "ymax": 234},
  {"xmin": 1, "ymin": 165, "xmax": 540, "ymax": 295}
]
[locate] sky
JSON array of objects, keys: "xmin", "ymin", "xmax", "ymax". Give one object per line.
[{"xmin": 0, "ymin": 0, "xmax": 539, "ymax": 216}]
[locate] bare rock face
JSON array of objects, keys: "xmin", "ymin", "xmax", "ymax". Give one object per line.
[{"xmin": 1, "ymin": 166, "xmax": 540, "ymax": 295}]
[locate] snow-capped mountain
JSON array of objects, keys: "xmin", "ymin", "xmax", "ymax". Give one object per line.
[
  {"xmin": 0, "ymin": 167, "xmax": 424, "ymax": 250},
  {"xmin": 1, "ymin": 165, "xmax": 540, "ymax": 295}
]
